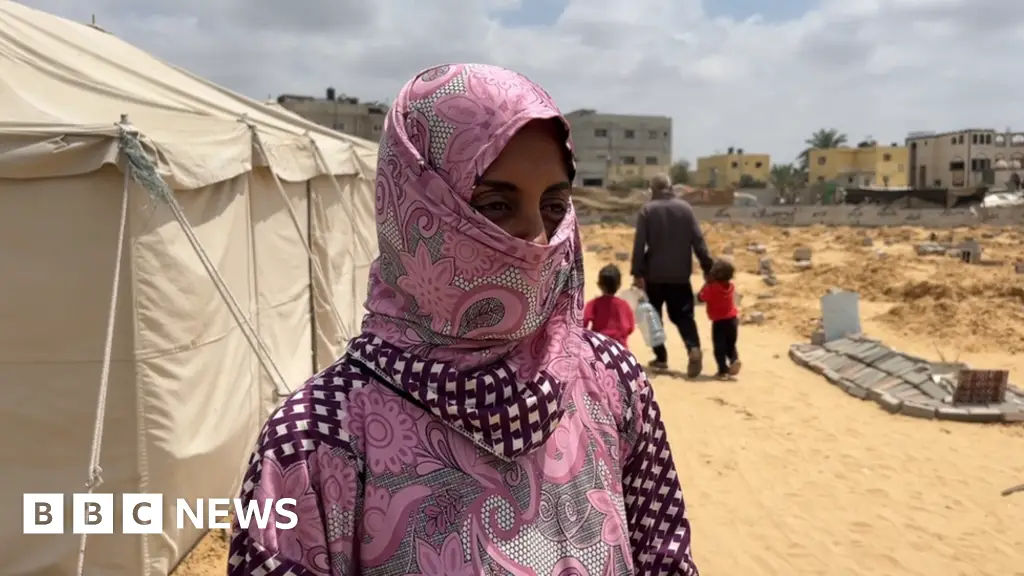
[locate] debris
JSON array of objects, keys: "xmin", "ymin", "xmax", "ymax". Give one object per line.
[
  {"xmin": 745, "ymin": 312, "xmax": 765, "ymax": 325},
  {"xmin": 861, "ymin": 236, "xmax": 873, "ymax": 246},
  {"xmin": 794, "ymin": 261, "xmax": 813, "ymax": 270},
  {"xmin": 915, "ymin": 242, "xmax": 945, "ymax": 256},
  {"xmin": 748, "ymin": 243, "xmax": 767, "ymax": 254},
  {"xmin": 614, "ymin": 251, "xmax": 629, "ymax": 262},
  {"xmin": 793, "ymin": 246, "xmax": 812, "ymax": 262},
  {"xmin": 1002, "ymin": 484, "xmax": 1024, "ymax": 497},
  {"xmin": 758, "ymin": 257, "xmax": 773, "ymax": 275}
]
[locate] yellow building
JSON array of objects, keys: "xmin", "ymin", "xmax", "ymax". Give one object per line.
[
  {"xmin": 808, "ymin": 145, "xmax": 909, "ymax": 188},
  {"xmin": 695, "ymin": 150, "xmax": 771, "ymax": 187}
]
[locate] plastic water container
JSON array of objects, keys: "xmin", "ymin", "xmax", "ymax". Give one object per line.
[
  {"xmin": 635, "ymin": 299, "xmax": 666, "ymax": 348},
  {"xmin": 620, "ymin": 287, "xmax": 644, "ymax": 312}
]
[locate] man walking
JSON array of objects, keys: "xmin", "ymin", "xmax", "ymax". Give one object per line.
[{"xmin": 630, "ymin": 174, "xmax": 714, "ymax": 377}]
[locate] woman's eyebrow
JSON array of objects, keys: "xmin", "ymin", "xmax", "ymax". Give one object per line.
[
  {"xmin": 475, "ymin": 179, "xmax": 519, "ymax": 192},
  {"xmin": 544, "ymin": 181, "xmax": 572, "ymax": 193}
]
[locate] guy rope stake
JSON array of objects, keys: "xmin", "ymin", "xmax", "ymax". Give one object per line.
[{"xmin": 76, "ymin": 115, "xmax": 132, "ymax": 576}]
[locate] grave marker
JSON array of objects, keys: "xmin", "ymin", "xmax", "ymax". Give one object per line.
[
  {"xmin": 953, "ymin": 369, "xmax": 1008, "ymax": 405},
  {"xmin": 820, "ymin": 290, "xmax": 861, "ymax": 343}
]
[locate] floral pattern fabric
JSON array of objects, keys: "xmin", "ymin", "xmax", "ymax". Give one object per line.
[
  {"xmin": 228, "ymin": 63, "xmax": 698, "ymax": 575},
  {"xmin": 228, "ymin": 333, "xmax": 698, "ymax": 575}
]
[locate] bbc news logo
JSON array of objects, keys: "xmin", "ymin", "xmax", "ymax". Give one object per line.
[{"xmin": 23, "ymin": 494, "xmax": 298, "ymax": 534}]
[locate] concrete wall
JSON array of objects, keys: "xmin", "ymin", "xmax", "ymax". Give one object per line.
[
  {"xmin": 579, "ymin": 204, "xmax": 1024, "ymax": 228},
  {"xmin": 691, "ymin": 205, "xmax": 1024, "ymax": 228}
]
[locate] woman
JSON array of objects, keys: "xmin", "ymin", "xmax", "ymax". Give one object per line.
[{"xmin": 228, "ymin": 63, "xmax": 699, "ymax": 576}]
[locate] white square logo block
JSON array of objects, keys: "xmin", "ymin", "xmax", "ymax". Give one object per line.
[
  {"xmin": 122, "ymin": 494, "xmax": 163, "ymax": 534},
  {"xmin": 72, "ymin": 493, "xmax": 114, "ymax": 534},
  {"xmin": 23, "ymin": 494, "xmax": 64, "ymax": 534}
]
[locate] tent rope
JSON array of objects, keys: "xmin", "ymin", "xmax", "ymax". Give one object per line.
[
  {"xmin": 74, "ymin": 129, "xmax": 131, "ymax": 576},
  {"xmin": 242, "ymin": 118, "xmax": 353, "ymax": 346},
  {"xmin": 118, "ymin": 124, "xmax": 290, "ymax": 398}
]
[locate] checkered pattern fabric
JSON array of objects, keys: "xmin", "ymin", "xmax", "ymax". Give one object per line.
[
  {"xmin": 588, "ymin": 333, "xmax": 700, "ymax": 576},
  {"xmin": 347, "ymin": 334, "xmax": 564, "ymax": 462}
]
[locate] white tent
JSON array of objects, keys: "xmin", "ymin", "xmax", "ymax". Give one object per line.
[{"xmin": 0, "ymin": 2, "xmax": 379, "ymax": 574}]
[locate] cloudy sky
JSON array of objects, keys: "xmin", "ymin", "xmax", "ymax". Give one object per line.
[{"xmin": 20, "ymin": 0, "xmax": 1024, "ymax": 164}]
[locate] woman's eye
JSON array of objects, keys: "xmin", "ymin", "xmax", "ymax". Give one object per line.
[
  {"xmin": 542, "ymin": 202, "xmax": 568, "ymax": 217},
  {"xmin": 473, "ymin": 201, "xmax": 513, "ymax": 216}
]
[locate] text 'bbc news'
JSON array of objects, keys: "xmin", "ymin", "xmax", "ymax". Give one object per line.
[{"xmin": 23, "ymin": 494, "xmax": 297, "ymax": 534}]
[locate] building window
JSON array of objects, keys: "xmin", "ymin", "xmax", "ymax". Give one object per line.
[
  {"xmin": 951, "ymin": 137, "xmax": 956, "ymax": 144},
  {"xmin": 663, "ymin": 131, "xmax": 669, "ymax": 138},
  {"xmin": 1012, "ymin": 134, "xmax": 1024, "ymax": 146},
  {"xmin": 817, "ymin": 156, "xmax": 826, "ymax": 165},
  {"xmin": 986, "ymin": 134, "xmax": 992, "ymax": 144},
  {"xmin": 648, "ymin": 130, "xmax": 658, "ymax": 139},
  {"xmin": 621, "ymin": 156, "xmax": 636, "ymax": 165},
  {"xmin": 950, "ymin": 160, "xmax": 965, "ymax": 171},
  {"xmin": 972, "ymin": 134, "xmax": 979, "ymax": 144},
  {"xmin": 581, "ymin": 178, "xmax": 603, "ymax": 187},
  {"xmin": 730, "ymin": 161, "xmax": 739, "ymax": 168},
  {"xmin": 995, "ymin": 134, "xmax": 1006, "ymax": 145},
  {"xmin": 958, "ymin": 135, "xmax": 964, "ymax": 144},
  {"xmin": 372, "ymin": 124, "xmax": 381, "ymax": 132},
  {"xmin": 847, "ymin": 177, "xmax": 854, "ymax": 184},
  {"xmin": 816, "ymin": 176, "xmax": 825, "ymax": 182},
  {"xmin": 333, "ymin": 122, "xmax": 346, "ymax": 131},
  {"xmin": 645, "ymin": 156, "xmax": 658, "ymax": 165},
  {"xmin": 934, "ymin": 179, "xmax": 942, "ymax": 187},
  {"xmin": 882, "ymin": 153, "xmax": 892, "ymax": 161},
  {"xmin": 754, "ymin": 161, "xmax": 763, "ymax": 168},
  {"xmin": 594, "ymin": 129, "xmax": 608, "ymax": 137},
  {"xmin": 624, "ymin": 130, "xmax": 635, "ymax": 139}
]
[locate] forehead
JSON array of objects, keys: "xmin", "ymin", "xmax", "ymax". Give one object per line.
[{"xmin": 482, "ymin": 121, "xmax": 571, "ymax": 183}]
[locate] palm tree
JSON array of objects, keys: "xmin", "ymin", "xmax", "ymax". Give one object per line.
[
  {"xmin": 798, "ymin": 128, "xmax": 848, "ymax": 172},
  {"xmin": 769, "ymin": 163, "xmax": 800, "ymax": 203}
]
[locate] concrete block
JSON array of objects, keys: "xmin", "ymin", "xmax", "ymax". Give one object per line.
[
  {"xmin": 901, "ymin": 402, "xmax": 937, "ymax": 419},
  {"xmin": 872, "ymin": 376, "xmax": 906, "ymax": 393},
  {"xmin": 901, "ymin": 368, "xmax": 932, "ymax": 386},
  {"xmin": 1002, "ymin": 410, "xmax": 1024, "ymax": 423},
  {"xmin": 614, "ymin": 252, "xmax": 629, "ymax": 261},
  {"xmin": 1015, "ymin": 262, "xmax": 1024, "ymax": 274},
  {"xmin": 878, "ymin": 393, "xmax": 902, "ymax": 413},
  {"xmin": 824, "ymin": 338, "xmax": 858, "ymax": 353},
  {"xmin": 916, "ymin": 380, "xmax": 949, "ymax": 401},
  {"xmin": 937, "ymin": 407, "xmax": 973, "ymax": 422},
  {"xmin": 851, "ymin": 367, "xmax": 890, "ymax": 390},
  {"xmin": 859, "ymin": 347, "xmax": 894, "ymax": 366},
  {"xmin": 793, "ymin": 246, "xmax": 812, "ymax": 261},
  {"xmin": 873, "ymin": 354, "xmax": 918, "ymax": 375},
  {"xmin": 810, "ymin": 330, "xmax": 826, "ymax": 345},
  {"xmin": 823, "ymin": 369, "xmax": 842, "ymax": 384},
  {"xmin": 965, "ymin": 407, "xmax": 1003, "ymax": 422},
  {"xmin": 842, "ymin": 381, "xmax": 870, "ymax": 399}
]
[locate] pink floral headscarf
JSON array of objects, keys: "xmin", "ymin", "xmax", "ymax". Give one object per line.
[{"xmin": 347, "ymin": 63, "xmax": 587, "ymax": 461}]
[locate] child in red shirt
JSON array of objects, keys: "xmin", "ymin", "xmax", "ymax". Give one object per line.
[
  {"xmin": 698, "ymin": 259, "xmax": 741, "ymax": 380},
  {"xmin": 584, "ymin": 264, "xmax": 635, "ymax": 348}
]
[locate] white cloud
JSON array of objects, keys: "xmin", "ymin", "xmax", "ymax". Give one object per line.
[{"xmin": 18, "ymin": 0, "xmax": 1024, "ymax": 164}]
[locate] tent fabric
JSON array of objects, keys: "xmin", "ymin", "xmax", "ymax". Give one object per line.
[{"xmin": 0, "ymin": 2, "xmax": 379, "ymax": 574}]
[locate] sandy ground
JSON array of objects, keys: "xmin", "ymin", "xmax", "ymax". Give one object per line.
[{"xmin": 174, "ymin": 222, "xmax": 1024, "ymax": 576}]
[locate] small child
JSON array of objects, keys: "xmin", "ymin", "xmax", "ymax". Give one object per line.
[
  {"xmin": 698, "ymin": 259, "xmax": 741, "ymax": 380},
  {"xmin": 584, "ymin": 264, "xmax": 635, "ymax": 348}
]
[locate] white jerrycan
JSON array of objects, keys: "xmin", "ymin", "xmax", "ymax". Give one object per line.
[{"xmin": 633, "ymin": 295, "xmax": 666, "ymax": 348}]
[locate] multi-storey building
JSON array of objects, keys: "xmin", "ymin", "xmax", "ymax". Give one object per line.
[
  {"xmin": 694, "ymin": 148, "xmax": 771, "ymax": 187},
  {"xmin": 906, "ymin": 128, "xmax": 1024, "ymax": 190},
  {"xmin": 808, "ymin": 144, "xmax": 910, "ymax": 188},
  {"xmin": 276, "ymin": 88, "xmax": 387, "ymax": 142},
  {"xmin": 564, "ymin": 109, "xmax": 672, "ymax": 187}
]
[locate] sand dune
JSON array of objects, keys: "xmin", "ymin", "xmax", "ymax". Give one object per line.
[{"xmin": 174, "ymin": 222, "xmax": 1024, "ymax": 576}]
